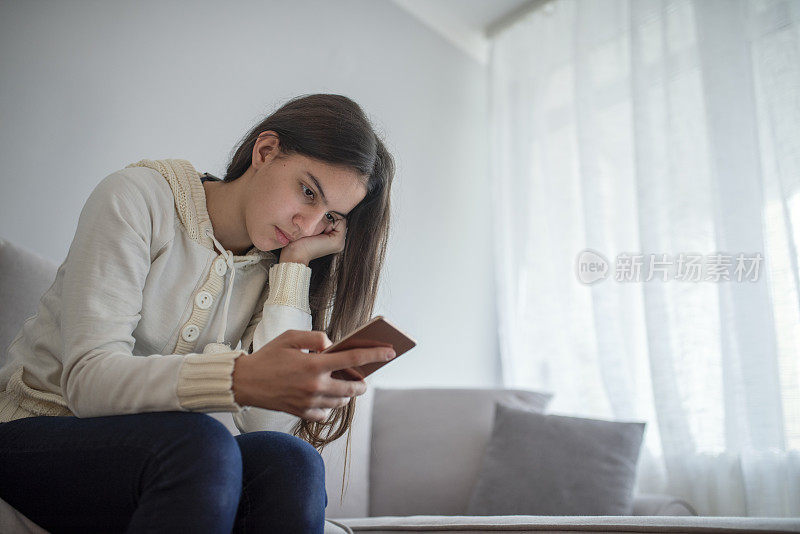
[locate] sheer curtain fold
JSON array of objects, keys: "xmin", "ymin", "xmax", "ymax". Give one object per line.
[{"xmin": 490, "ymin": 0, "xmax": 800, "ymax": 517}]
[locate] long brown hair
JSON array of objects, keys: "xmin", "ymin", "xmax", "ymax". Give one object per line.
[{"xmin": 223, "ymin": 94, "xmax": 394, "ymax": 501}]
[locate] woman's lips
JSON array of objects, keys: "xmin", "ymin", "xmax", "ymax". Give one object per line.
[{"xmin": 275, "ymin": 226, "xmax": 291, "ymax": 246}]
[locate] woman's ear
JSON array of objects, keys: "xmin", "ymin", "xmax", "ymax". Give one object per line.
[{"xmin": 252, "ymin": 131, "xmax": 280, "ymax": 166}]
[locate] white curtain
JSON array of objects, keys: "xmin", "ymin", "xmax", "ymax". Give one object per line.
[{"xmin": 490, "ymin": 0, "xmax": 800, "ymax": 517}]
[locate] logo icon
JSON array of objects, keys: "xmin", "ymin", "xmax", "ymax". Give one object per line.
[{"xmin": 576, "ymin": 249, "xmax": 610, "ymax": 285}]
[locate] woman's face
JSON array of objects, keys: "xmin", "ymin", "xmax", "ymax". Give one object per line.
[{"xmin": 244, "ymin": 133, "xmax": 368, "ymax": 252}]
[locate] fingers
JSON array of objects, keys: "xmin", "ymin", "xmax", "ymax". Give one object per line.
[
  {"xmin": 327, "ymin": 217, "xmax": 346, "ymax": 235},
  {"xmin": 296, "ymin": 396, "xmax": 354, "ymax": 423},
  {"xmin": 313, "ymin": 394, "xmax": 355, "ymax": 409},
  {"xmin": 323, "ymin": 377, "xmax": 368, "ymax": 398},
  {"xmin": 303, "ymin": 407, "xmax": 333, "ymax": 423},
  {"xmin": 330, "ymin": 219, "xmax": 347, "ymax": 239},
  {"xmin": 278, "ymin": 329, "xmax": 332, "ymax": 352},
  {"xmin": 317, "ymin": 346, "xmax": 396, "ymax": 374}
]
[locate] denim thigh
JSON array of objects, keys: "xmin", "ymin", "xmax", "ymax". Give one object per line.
[
  {"xmin": 233, "ymin": 430, "xmax": 328, "ymax": 534},
  {"xmin": 0, "ymin": 411, "xmax": 243, "ymax": 534}
]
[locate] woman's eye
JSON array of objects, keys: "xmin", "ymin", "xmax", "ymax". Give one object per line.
[{"xmin": 302, "ymin": 183, "xmax": 338, "ymax": 225}]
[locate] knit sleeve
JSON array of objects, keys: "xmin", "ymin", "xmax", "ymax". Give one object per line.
[
  {"xmin": 263, "ymin": 261, "xmax": 312, "ymax": 313},
  {"xmin": 233, "ymin": 261, "xmax": 312, "ymax": 434},
  {"xmin": 60, "ymin": 171, "xmax": 244, "ymax": 418}
]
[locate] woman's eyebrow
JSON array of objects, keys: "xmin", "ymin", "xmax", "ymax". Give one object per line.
[{"xmin": 306, "ymin": 171, "xmax": 349, "ymax": 219}]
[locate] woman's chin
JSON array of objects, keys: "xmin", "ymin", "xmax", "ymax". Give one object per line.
[
  {"xmin": 251, "ymin": 243, "xmax": 278, "ymax": 254},
  {"xmin": 252, "ymin": 233, "xmax": 281, "ymax": 253}
]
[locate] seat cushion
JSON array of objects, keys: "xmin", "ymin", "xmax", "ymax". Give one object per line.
[
  {"xmin": 337, "ymin": 515, "xmax": 800, "ymax": 533},
  {"xmin": 369, "ymin": 387, "xmax": 552, "ymax": 517}
]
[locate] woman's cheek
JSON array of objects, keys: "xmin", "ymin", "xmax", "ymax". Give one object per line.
[{"xmin": 248, "ymin": 211, "xmax": 273, "ymax": 249}]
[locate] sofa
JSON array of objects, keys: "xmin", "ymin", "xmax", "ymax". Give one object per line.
[{"xmin": 1, "ymin": 237, "xmax": 799, "ymax": 534}]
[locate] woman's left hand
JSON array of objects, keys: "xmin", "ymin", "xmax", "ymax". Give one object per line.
[{"xmin": 279, "ymin": 219, "xmax": 347, "ymax": 265}]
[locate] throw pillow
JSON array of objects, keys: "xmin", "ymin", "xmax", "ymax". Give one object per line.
[{"xmin": 466, "ymin": 401, "xmax": 646, "ymax": 516}]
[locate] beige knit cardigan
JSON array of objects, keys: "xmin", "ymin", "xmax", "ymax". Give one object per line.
[{"xmin": 0, "ymin": 159, "xmax": 312, "ymax": 430}]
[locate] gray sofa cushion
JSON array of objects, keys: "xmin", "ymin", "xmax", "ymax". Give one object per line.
[
  {"xmin": 0, "ymin": 238, "xmax": 58, "ymax": 367},
  {"xmin": 466, "ymin": 402, "xmax": 646, "ymax": 516},
  {"xmin": 369, "ymin": 387, "xmax": 553, "ymax": 517}
]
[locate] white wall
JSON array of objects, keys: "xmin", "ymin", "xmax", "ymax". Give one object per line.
[{"xmin": 0, "ymin": 0, "xmax": 499, "ymax": 388}]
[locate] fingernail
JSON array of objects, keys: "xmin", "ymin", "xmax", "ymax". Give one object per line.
[{"xmin": 385, "ymin": 350, "xmax": 396, "ymax": 360}]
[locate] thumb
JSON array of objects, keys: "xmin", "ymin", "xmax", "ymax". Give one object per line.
[{"xmin": 279, "ymin": 329, "xmax": 333, "ymax": 352}]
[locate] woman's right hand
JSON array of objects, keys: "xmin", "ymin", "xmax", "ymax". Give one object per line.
[{"xmin": 231, "ymin": 329, "xmax": 396, "ymax": 422}]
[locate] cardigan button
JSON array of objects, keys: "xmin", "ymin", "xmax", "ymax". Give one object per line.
[
  {"xmin": 214, "ymin": 257, "xmax": 228, "ymax": 276},
  {"xmin": 181, "ymin": 324, "xmax": 200, "ymax": 342},
  {"xmin": 195, "ymin": 290, "xmax": 213, "ymax": 309}
]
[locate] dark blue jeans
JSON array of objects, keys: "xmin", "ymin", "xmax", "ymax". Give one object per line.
[{"xmin": 0, "ymin": 411, "xmax": 328, "ymax": 533}]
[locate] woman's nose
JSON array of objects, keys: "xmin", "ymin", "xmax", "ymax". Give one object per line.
[{"xmin": 295, "ymin": 211, "xmax": 326, "ymax": 236}]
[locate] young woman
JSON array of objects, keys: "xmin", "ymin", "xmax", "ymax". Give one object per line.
[{"xmin": 0, "ymin": 93, "xmax": 396, "ymax": 533}]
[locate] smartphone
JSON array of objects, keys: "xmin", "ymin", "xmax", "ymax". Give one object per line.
[{"xmin": 321, "ymin": 316, "xmax": 416, "ymax": 381}]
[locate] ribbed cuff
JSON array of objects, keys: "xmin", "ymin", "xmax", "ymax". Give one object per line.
[
  {"xmin": 266, "ymin": 261, "xmax": 312, "ymax": 314},
  {"xmin": 177, "ymin": 350, "xmax": 245, "ymax": 412},
  {"xmin": 0, "ymin": 367, "xmax": 74, "ymax": 422}
]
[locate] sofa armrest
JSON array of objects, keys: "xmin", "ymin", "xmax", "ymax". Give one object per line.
[{"xmin": 633, "ymin": 493, "xmax": 698, "ymax": 516}]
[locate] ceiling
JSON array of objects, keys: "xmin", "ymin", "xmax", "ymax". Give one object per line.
[{"xmin": 390, "ymin": 0, "xmax": 547, "ymax": 64}]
